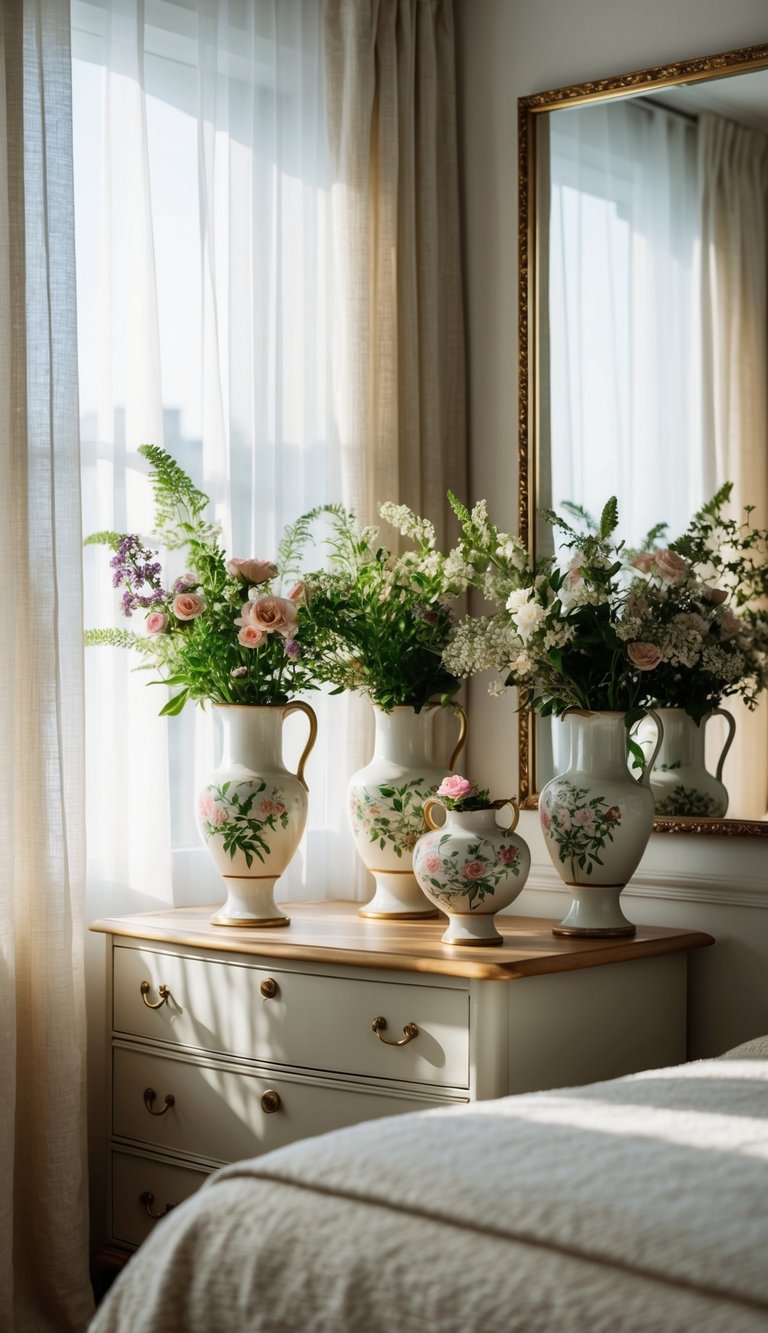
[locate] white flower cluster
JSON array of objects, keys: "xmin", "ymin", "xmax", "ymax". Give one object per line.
[
  {"xmin": 379, "ymin": 501, "xmax": 436, "ymax": 550},
  {"xmin": 442, "ymin": 614, "xmax": 521, "ymax": 677}
]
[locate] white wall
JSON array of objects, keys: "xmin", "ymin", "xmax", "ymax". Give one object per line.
[{"xmin": 455, "ymin": 0, "xmax": 768, "ymax": 1058}]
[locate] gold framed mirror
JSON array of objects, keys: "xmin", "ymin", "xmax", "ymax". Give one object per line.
[{"xmin": 518, "ymin": 41, "xmax": 768, "ymax": 837}]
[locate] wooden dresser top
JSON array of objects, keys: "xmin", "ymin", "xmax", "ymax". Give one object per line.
[{"xmin": 91, "ymin": 900, "xmax": 714, "ymax": 982}]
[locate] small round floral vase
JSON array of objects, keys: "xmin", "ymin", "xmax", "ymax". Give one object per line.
[{"xmin": 412, "ymin": 800, "xmax": 530, "ymax": 946}]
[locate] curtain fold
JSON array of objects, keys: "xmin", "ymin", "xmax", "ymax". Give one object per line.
[
  {"xmin": 323, "ymin": 0, "xmax": 467, "ymax": 537},
  {"xmin": 0, "ymin": 0, "xmax": 93, "ymax": 1328},
  {"xmin": 698, "ymin": 112, "xmax": 768, "ymax": 819}
]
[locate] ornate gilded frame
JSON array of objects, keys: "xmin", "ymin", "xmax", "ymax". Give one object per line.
[{"xmin": 517, "ymin": 41, "xmax": 768, "ymax": 836}]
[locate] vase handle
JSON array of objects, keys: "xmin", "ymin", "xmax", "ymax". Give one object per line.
[
  {"xmin": 282, "ymin": 701, "xmax": 318, "ymax": 790},
  {"xmin": 492, "ymin": 798, "xmax": 521, "ymax": 834},
  {"xmin": 637, "ymin": 708, "xmax": 664, "ymax": 788},
  {"xmin": 710, "ymin": 708, "xmax": 737, "ymax": 783},
  {"xmin": 422, "ymin": 798, "xmax": 445, "ymax": 831},
  {"xmin": 447, "ymin": 703, "xmax": 468, "ymax": 769}
]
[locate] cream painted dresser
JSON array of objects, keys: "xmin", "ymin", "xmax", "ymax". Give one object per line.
[{"xmin": 91, "ymin": 902, "xmax": 712, "ymax": 1253}]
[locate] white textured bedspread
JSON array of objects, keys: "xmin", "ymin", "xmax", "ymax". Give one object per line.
[{"xmin": 91, "ymin": 1037, "xmax": 768, "ymax": 1332}]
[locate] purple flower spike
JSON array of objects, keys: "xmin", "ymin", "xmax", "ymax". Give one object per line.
[{"xmin": 283, "ymin": 638, "xmax": 301, "ymax": 660}]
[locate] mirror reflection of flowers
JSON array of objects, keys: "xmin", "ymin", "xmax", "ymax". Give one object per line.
[
  {"xmin": 296, "ymin": 502, "xmax": 471, "ymax": 713},
  {"xmin": 618, "ymin": 484, "xmax": 768, "ymax": 722},
  {"xmin": 443, "ymin": 493, "xmax": 649, "ymax": 717},
  {"xmin": 85, "ymin": 445, "xmax": 318, "ymax": 712}
]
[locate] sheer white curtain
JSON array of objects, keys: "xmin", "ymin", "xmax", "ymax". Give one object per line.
[
  {"xmin": 72, "ymin": 0, "xmax": 356, "ymax": 914},
  {"xmin": 546, "ymin": 100, "xmax": 700, "ymax": 548},
  {"xmin": 0, "ymin": 0, "xmax": 94, "ymax": 1328},
  {"xmin": 698, "ymin": 111, "xmax": 768, "ymax": 818}
]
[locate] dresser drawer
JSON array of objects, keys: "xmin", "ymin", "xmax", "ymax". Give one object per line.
[
  {"xmin": 113, "ymin": 1045, "xmax": 459, "ymax": 1165},
  {"xmin": 111, "ymin": 1149, "xmax": 211, "ymax": 1249},
  {"xmin": 113, "ymin": 945, "xmax": 469, "ymax": 1088}
]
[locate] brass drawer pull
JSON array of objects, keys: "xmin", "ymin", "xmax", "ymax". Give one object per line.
[
  {"xmin": 139, "ymin": 1191, "xmax": 176, "ymax": 1220},
  {"xmin": 143, "ymin": 1086, "xmax": 175, "ymax": 1116},
  {"xmin": 371, "ymin": 1016, "xmax": 419, "ymax": 1046},
  {"xmin": 260, "ymin": 977, "xmax": 279, "ymax": 999},
  {"xmin": 261, "ymin": 1089, "xmax": 282, "ymax": 1114},
  {"xmin": 140, "ymin": 980, "xmax": 170, "ymax": 1010}
]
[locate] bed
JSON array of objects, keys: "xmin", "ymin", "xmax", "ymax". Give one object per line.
[{"xmin": 89, "ymin": 1035, "xmax": 768, "ymax": 1332}]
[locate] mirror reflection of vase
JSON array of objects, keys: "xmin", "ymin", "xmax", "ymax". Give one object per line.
[{"xmin": 635, "ymin": 707, "xmax": 736, "ymax": 819}]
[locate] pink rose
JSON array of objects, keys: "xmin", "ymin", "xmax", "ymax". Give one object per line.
[
  {"xmin": 462, "ymin": 859, "xmax": 487, "ymax": 880},
  {"xmin": 145, "ymin": 611, "xmax": 167, "ymax": 635},
  {"xmin": 631, "ymin": 551, "xmax": 655, "ymax": 573},
  {"xmin": 226, "ymin": 557, "xmax": 278, "ymax": 585},
  {"xmin": 574, "ymin": 808, "xmax": 595, "ymax": 828},
  {"xmin": 247, "ymin": 595, "xmax": 299, "ymax": 637},
  {"xmin": 423, "ymin": 854, "xmax": 441, "ymax": 874},
  {"xmin": 556, "ymin": 806, "xmax": 571, "ymax": 829},
  {"xmin": 238, "ymin": 624, "xmax": 266, "ymax": 649},
  {"xmin": 437, "ymin": 775, "xmax": 473, "ymax": 800},
  {"xmin": 172, "ymin": 592, "xmax": 205, "ymax": 621},
  {"xmin": 653, "ymin": 549, "xmax": 689, "ymax": 583},
  {"xmin": 173, "ymin": 572, "xmax": 197, "ymax": 592},
  {"xmin": 273, "ymin": 803, "xmax": 285, "ymax": 815},
  {"xmin": 540, "ymin": 808, "xmax": 551, "ymax": 831},
  {"xmin": 198, "ymin": 792, "xmax": 215, "ymax": 819},
  {"xmin": 627, "ymin": 640, "xmax": 663, "ymax": 671},
  {"xmin": 497, "ymin": 845, "xmax": 518, "ymax": 864},
  {"xmin": 288, "ymin": 581, "xmax": 308, "ymax": 603}
]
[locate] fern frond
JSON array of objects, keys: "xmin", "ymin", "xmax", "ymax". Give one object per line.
[
  {"xmin": 85, "ymin": 628, "xmax": 150, "ymax": 652},
  {"xmin": 560, "ymin": 501, "xmax": 597, "ymax": 532},
  {"xmin": 84, "ymin": 530, "xmax": 125, "ymax": 550},
  {"xmin": 278, "ymin": 503, "xmax": 350, "ymax": 578},
  {"xmin": 138, "ymin": 443, "xmax": 210, "ymax": 537}
]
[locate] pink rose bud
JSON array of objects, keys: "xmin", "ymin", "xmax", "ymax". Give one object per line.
[
  {"xmin": 226, "ymin": 557, "xmax": 278, "ymax": 585},
  {"xmin": 145, "ymin": 611, "xmax": 168, "ymax": 635},
  {"xmin": 627, "ymin": 641, "xmax": 663, "ymax": 671},
  {"xmin": 288, "ymin": 581, "xmax": 307, "ymax": 603},
  {"xmin": 172, "ymin": 592, "xmax": 205, "ymax": 621},
  {"xmin": 437, "ymin": 775, "xmax": 473, "ymax": 800},
  {"xmin": 237, "ymin": 625, "xmax": 266, "ymax": 649}
]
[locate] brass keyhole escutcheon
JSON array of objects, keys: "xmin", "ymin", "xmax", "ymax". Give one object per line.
[
  {"xmin": 261, "ymin": 1089, "xmax": 282, "ymax": 1114},
  {"xmin": 260, "ymin": 977, "xmax": 279, "ymax": 999}
]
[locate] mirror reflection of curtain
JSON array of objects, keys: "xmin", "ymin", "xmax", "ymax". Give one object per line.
[
  {"xmin": 699, "ymin": 112, "xmax": 768, "ymax": 819},
  {"xmin": 546, "ymin": 100, "xmax": 700, "ymax": 549}
]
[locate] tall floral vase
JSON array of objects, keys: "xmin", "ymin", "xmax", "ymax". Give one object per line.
[
  {"xmin": 635, "ymin": 707, "xmax": 736, "ymax": 818},
  {"xmin": 413, "ymin": 800, "xmax": 531, "ymax": 946},
  {"xmin": 539, "ymin": 709, "xmax": 663, "ymax": 938},
  {"xmin": 197, "ymin": 703, "xmax": 317, "ymax": 927},
  {"xmin": 348, "ymin": 703, "xmax": 467, "ymax": 919}
]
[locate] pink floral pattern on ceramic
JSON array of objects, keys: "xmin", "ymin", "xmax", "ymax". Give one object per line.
[
  {"xmin": 414, "ymin": 829, "xmax": 522, "ymax": 909},
  {"xmin": 349, "ymin": 778, "xmax": 436, "ymax": 858},
  {"xmin": 198, "ymin": 780, "xmax": 289, "ymax": 869},
  {"xmin": 540, "ymin": 781, "xmax": 623, "ymax": 880}
]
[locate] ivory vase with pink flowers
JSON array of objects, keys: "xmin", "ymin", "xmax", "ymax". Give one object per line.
[
  {"xmin": 412, "ymin": 777, "xmax": 530, "ymax": 946},
  {"xmin": 85, "ymin": 444, "xmax": 320, "ymax": 925}
]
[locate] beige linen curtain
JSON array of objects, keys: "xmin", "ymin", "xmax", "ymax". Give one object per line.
[
  {"xmin": 323, "ymin": 0, "xmax": 467, "ymax": 878},
  {"xmin": 323, "ymin": 0, "xmax": 467, "ymax": 536},
  {"xmin": 0, "ymin": 0, "xmax": 93, "ymax": 1328},
  {"xmin": 699, "ymin": 112, "xmax": 768, "ymax": 820}
]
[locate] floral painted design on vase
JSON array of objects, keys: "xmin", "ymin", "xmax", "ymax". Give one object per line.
[
  {"xmin": 198, "ymin": 782, "xmax": 290, "ymax": 869},
  {"xmin": 413, "ymin": 803, "xmax": 530, "ymax": 946},
  {"xmin": 539, "ymin": 782, "xmax": 623, "ymax": 880},
  {"xmin": 348, "ymin": 704, "xmax": 467, "ymax": 919},
  {"xmin": 539, "ymin": 709, "xmax": 663, "ymax": 938}
]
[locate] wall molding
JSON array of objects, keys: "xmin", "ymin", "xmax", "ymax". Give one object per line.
[{"xmin": 525, "ymin": 860, "xmax": 768, "ymax": 911}]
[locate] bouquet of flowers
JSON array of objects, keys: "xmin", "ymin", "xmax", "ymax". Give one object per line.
[
  {"xmin": 443, "ymin": 493, "xmax": 650, "ymax": 716},
  {"xmin": 85, "ymin": 445, "xmax": 317, "ymax": 712},
  {"xmin": 297, "ymin": 501, "xmax": 472, "ymax": 712},
  {"xmin": 617, "ymin": 484, "xmax": 768, "ymax": 722},
  {"xmin": 443, "ymin": 485, "xmax": 768, "ymax": 726}
]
